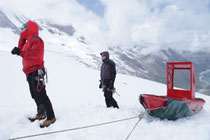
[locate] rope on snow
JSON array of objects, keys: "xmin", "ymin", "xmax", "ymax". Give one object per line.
[
  {"xmin": 125, "ymin": 114, "xmax": 144, "ymax": 140},
  {"xmin": 10, "ymin": 115, "xmax": 144, "ymax": 140}
]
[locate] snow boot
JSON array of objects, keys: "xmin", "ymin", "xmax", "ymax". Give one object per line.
[
  {"xmin": 114, "ymin": 105, "xmax": 119, "ymax": 109},
  {"xmin": 28, "ymin": 114, "xmax": 46, "ymax": 122},
  {"xmin": 40, "ymin": 118, "xmax": 56, "ymax": 128}
]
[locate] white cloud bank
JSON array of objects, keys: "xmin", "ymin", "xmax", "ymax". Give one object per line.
[
  {"xmin": 1, "ymin": 0, "xmax": 210, "ymax": 52},
  {"xmin": 0, "ymin": 0, "xmax": 107, "ymax": 48},
  {"xmin": 102, "ymin": 0, "xmax": 210, "ymax": 52}
]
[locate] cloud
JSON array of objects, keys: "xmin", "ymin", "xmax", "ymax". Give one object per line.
[
  {"xmin": 0, "ymin": 0, "xmax": 107, "ymax": 48},
  {"xmin": 101, "ymin": 0, "xmax": 150, "ymax": 47},
  {"xmin": 1, "ymin": 0, "xmax": 210, "ymax": 52},
  {"xmin": 101, "ymin": 0, "xmax": 210, "ymax": 52}
]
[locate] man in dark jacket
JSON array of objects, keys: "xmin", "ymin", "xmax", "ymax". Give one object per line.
[
  {"xmin": 99, "ymin": 51, "xmax": 119, "ymax": 109},
  {"xmin": 11, "ymin": 21, "xmax": 56, "ymax": 128}
]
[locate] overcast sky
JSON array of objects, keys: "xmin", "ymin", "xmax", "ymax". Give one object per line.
[{"xmin": 1, "ymin": 0, "xmax": 210, "ymax": 52}]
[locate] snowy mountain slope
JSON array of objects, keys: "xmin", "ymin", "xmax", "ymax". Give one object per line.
[
  {"xmin": 0, "ymin": 10, "xmax": 100, "ymax": 68},
  {"xmin": 0, "ymin": 10, "xmax": 20, "ymax": 34},
  {"xmin": 1, "ymin": 9, "xmax": 210, "ymax": 95},
  {"xmin": 0, "ymin": 48, "xmax": 210, "ymax": 140}
]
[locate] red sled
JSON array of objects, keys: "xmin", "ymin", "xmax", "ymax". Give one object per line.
[{"xmin": 139, "ymin": 62, "xmax": 206, "ymax": 120}]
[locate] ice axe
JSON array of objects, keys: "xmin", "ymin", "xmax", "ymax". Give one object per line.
[
  {"xmin": 102, "ymin": 86, "xmax": 120, "ymax": 96},
  {"xmin": 108, "ymin": 88, "xmax": 120, "ymax": 97},
  {"xmin": 114, "ymin": 90, "xmax": 120, "ymax": 97}
]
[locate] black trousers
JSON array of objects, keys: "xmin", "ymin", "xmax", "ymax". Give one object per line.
[
  {"xmin": 104, "ymin": 88, "xmax": 119, "ymax": 108},
  {"xmin": 27, "ymin": 70, "xmax": 55, "ymax": 120},
  {"xmin": 102, "ymin": 79, "xmax": 119, "ymax": 108}
]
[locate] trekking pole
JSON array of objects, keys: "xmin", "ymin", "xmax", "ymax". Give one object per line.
[{"xmin": 115, "ymin": 91, "xmax": 120, "ymax": 96}]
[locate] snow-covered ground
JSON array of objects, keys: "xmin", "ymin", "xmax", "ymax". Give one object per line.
[{"xmin": 0, "ymin": 47, "xmax": 210, "ymax": 140}]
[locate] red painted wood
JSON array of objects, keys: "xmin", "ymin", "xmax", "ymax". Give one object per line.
[
  {"xmin": 141, "ymin": 94, "xmax": 168, "ymax": 110},
  {"xmin": 141, "ymin": 94, "xmax": 206, "ymax": 112},
  {"xmin": 141, "ymin": 62, "xmax": 205, "ymax": 113},
  {"xmin": 167, "ymin": 62, "xmax": 195, "ymax": 99}
]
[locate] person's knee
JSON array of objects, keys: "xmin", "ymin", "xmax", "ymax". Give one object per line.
[
  {"xmin": 35, "ymin": 93, "xmax": 49, "ymax": 104},
  {"xmin": 38, "ymin": 97, "xmax": 49, "ymax": 104},
  {"xmin": 30, "ymin": 90, "xmax": 37, "ymax": 99},
  {"xmin": 105, "ymin": 94, "xmax": 112, "ymax": 100}
]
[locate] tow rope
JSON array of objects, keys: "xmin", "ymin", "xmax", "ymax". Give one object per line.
[
  {"xmin": 10, "ymin": 115, "xmax": 144, "ymax": 140},
  {"xmin": 125, "ymin": 114, "xmax": 143, "ymax": 140}
]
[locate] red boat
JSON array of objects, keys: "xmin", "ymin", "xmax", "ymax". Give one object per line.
[{"xmin": 139, "ymin": 62, "xmax": 206, "ymax": 120}]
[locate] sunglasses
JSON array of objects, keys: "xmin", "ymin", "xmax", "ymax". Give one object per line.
[{"xmin": 20, "ymin": 23, "xmax": 28, "ymax": 32}]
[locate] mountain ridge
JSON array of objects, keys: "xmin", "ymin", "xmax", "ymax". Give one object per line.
[{"xmin": 0, "ymin": 9, "xmax": 210, "ymax": 95}]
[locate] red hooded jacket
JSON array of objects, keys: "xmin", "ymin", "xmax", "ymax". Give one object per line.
[{"xmin": 18, "ymin": 21, "xmax": 44, "ymax": 75}]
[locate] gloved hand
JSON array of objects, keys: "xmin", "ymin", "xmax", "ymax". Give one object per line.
[
  {"xmin": 99, "ymin": 83, "xmax": 102, "ymax": 89},
  {"xmin": 99, "ymin": 80, "xmax": 102, "ymax": 89},
  {"xmin": 11, "ymin": 47, "xmax": 22, "ymax": 55},
  {"xmin": 109, "ymin": 83, "xmax": 114, "ymax": 90}
]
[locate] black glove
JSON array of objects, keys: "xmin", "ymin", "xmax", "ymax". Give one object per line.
[
  {"xmin": 99, "ymin": 80, "xmax": 102, "ymax": 89},
  {"xmin": 109, "ymin": 83, "xmax": 114, "ymax": 90},
  {"xmin": 11, "ymin": 47, "xmax": 22, "ymax": 55}
]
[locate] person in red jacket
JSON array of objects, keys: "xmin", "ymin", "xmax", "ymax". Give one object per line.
[{"xmin": 11, "ymin": 21, "xmax": 56, "ymax": 128}]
